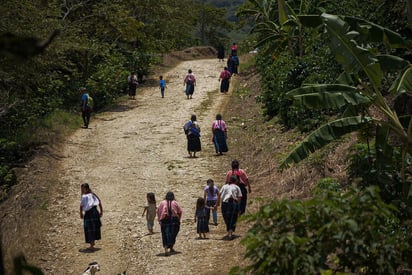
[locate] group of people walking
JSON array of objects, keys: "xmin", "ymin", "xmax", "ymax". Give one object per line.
[
  {"xmin": 183, "ymin": 113, "xmax": 228, "ymax": 158},
  {"xmin": 79, "ymin": 159, "xmax": 251, "ymax": 256}
]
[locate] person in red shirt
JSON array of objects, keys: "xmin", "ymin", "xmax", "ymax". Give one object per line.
[
  {"xmin": 219, "ymin": 66, "xmax": 231, "ymax": 94},
  {"xmin": 225, "ymin": 160, "xmax": 251, "ymax": 215}
]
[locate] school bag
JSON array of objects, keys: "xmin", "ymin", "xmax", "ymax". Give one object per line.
[{"xmin": 86, "ymin": 93, "xmax": 94, "ymax": 110}]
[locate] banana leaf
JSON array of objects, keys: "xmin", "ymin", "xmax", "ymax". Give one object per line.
[
  {"xmin": 287, "ymin": 84, "xmax": 370, "ymax": 109},
  {"xmin": 390, "ymin": 65, "xmax": 412, "ymax": 95},
  {"xmin": 377, "ymin": 55, "xmax": 410, "ymax": 72},
  {"xmin": 321, "ymin": 13, "xmax": 383, "ymax": 88},
  {"xmin": 344, "ymin": 16, "xmax": 406, "ymax": 48},
  {"xmin": 279, "ymin": 116, "xmax": 371, "ymax": 169}
]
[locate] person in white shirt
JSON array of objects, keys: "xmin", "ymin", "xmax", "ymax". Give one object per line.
[
  {"xmin": 218, "ymin": 175, "xmax": 242, "ymax": 240},
  {"xmin": 80, "ymin": 183, "xmax": 103, "ymax": 251}
]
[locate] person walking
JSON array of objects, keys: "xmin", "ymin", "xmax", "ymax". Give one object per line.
[
  {"xmin": 212, "ymin": 114, "xmax": 228, "ymax": 155},
  {"xmin": 80, "ymin": 87, "xmax": 93, "ymax": 129},
  {"xmin": 159, "ymin": 75, "xmax": 167, "ymax": 98},
  {"xmin": 225, "ymin": 160, "xmax": 251, "ymax": 215},
  {"xmin": 218, "ymin": 175, "xmax": 242, "ymax": 240},
  {"xmin": 80, "ymin": 183, "xmax": 103, "ymax": 251},
  {"xmin": 217, "ymin": 45, "xmax": 225, "ymax": 62},
  {"xmin": 157, "ymin": 191, "xmax": 183, "ymax": 256},
  {"xmin": 203, "ymin": 179, "xmax": 220, "ymax": 226},
  {"xmin": 194, "ymin": 197, "xmax": 209, "ymax": 239},
  {"xmin": 183, "ymin": 114, "xmax": 201, "ymax": 158},
  {"xmin": 142, "ymin": 192, "xmax": 157, "ymax": 234},
  {"xmin": 128, "ymin": 71, "xmax": 138, "ymax": 100},
  {"xmin": 231, "ymin": 42, "xmax": 238, "ymax": 55},
  {"xmin": 183, "ymin": 69, "xmax": 196, "ymax": 99},
  {"xmin": 219, "ymin": 67, "xmax": 231, "ymax": 94}
]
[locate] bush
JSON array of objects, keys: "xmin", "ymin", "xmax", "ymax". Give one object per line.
[
  {"xmin": 235, "ymin": 186, "xmax": 411, "ymax": 275},
  {"xmin": 256, "ymin": 36, "xmax": 341, "ymax": 132}
]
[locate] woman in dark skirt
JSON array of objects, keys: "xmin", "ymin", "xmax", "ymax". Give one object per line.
[
  {"xmin": 212, "ymin": 114, "xmax": 228, "ymax": 155},
  {"xmin": 218, "ymin": 175, "xmax": 242, "ymax": 240},
  {"xmin": 183, "ymin": 114, "xmax": 202, "ymax": 158},
  {"xmin": 157, "ymin": 191, "xmax": 183, "ymax": 256},
  {"xmin": 219, "ymin": 67, "xmax": 231, "ymax": 94},
  {"xmin": 80, "ymin": 183, "xmax": 103, "ymax": 251}
]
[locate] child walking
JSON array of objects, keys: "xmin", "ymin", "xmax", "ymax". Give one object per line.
[
  {"xmin": 194, "ymin": 197, "xmax": 209, "ymax": 239},
  {"xmin": 203, "ymin": 179, "xmax": 220, "ymax": 225},
  {"xmin": 159, "ymin": 75, "xmax": 167, "ymax": 98},
  {"xmin": 142, "ymin": 192, "xmax": 157, "ymax": 234}
]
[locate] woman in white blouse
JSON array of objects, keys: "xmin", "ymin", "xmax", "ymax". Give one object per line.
[
  {"xmin": 80, "ymin": 183, "xmax": 103, "ymax": 251},
  {"xmin": 218, "ymin": 175, "xmax": 242, "ymax": 240}
]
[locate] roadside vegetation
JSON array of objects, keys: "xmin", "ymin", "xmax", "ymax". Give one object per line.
[{"xmin": 232, "ymin": 0, "xmax": 412, "ymax": 273}]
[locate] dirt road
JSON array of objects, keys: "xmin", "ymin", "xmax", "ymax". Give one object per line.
[{"xmin": 31, "ymin": 58, "xmax": 246, "ymax": 274}]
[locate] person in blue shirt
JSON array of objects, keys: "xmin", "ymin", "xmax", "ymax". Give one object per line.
[
  {"xmin": 80, "ymin": 87, "xmax": 92, "ymax": 128},
  {"xmin": 159, "ymin": 75, "xmax": 167, "ymax": 98}
]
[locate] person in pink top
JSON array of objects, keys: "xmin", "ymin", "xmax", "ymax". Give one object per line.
[
  {"xmin": 219, "ymin": 66, "xmax": 231, "ymax": 94},
  {"xmin": 157, "ymin": 191, "xmax": 183, "ymax": 256},
  {"xmin": 225, "ymin": 160, "xmax": 251, "ymax": 215},
  {"xmin": 212, "ymin": 114, "xmax": 228, "ymax": 155}
]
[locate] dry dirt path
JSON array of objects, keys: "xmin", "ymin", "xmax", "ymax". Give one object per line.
[{"xmin": 39, "ymin": 59, "xmax": 245, "ymax": 274}]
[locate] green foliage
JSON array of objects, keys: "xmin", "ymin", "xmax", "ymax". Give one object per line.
[
  {"xmin": 236, "ymin": 186, "xmax": 411, "ymax": 274},
  {"xmin": 347, "ymin": 142, "xmax": 412, "ymax": 213},
  {"xmin": 256, "ymin": 39, "xmax": 341, "ymax": 131}
]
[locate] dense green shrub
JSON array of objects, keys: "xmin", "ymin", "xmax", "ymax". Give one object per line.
[
  {"xmin": 234, "ymin": 186, "xmax": 411, "ymax": 274},
  {"xmin": 256, "ymin": 37, "xmax": 341, "ymax": 132},
  {"xmin": 347, "ymin": 143, "xmax": 412, "ymax": 218}
]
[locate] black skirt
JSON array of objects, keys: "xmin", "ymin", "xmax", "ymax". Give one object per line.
[
  {"xmin": 187, "ymin": 134, "xmax": 201, "ymax": 152},
  {"xmin": 83, "ymin": 206, "xmax": 102, "ymax": 243}
]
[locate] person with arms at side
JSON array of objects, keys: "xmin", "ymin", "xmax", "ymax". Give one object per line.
[
  {"xmin": 128, "ymin": 71, "xmax": 138, "ymax": 100},
  {"xmin": 159, "ymin": 75, "xmax": 167, "ymax": 98},
  {"xmin": 218, "ymin": 175, "xmax": 242, "ymax": 240},
  {"xmin": 212, "ymin": 114, "xmax": 228, "ymax": 155},
  {"xmin": 157, "ymin": 191, "xmax": 183, "ymax": 256},
  {"xmin": 194, "ymin": 197, "xmax": 209, "ymax": 239},
  {"xmin": 203, "ymin": 179, "xmax": 220, "ymax": 226},
  {"xmin": 217, "ymin": 45, "xmax": 225, "ymax": 62},
  {"xmin": 142, "ymin": 192, "xmax": 157, "ymax": 234},
  {"xmin": 225, "ymin": 159, "xmax": 251, "ymax": 215},
  {"xmin": 183, "ymin": 69, "xmax": 196, "ymax": 99},
  {"xmin": 183, "ymin": 114, "xmax": 201, "ymax": 158},
  {"xmin": 80, "ymin": 183, "xmax": 103, "ymax": 252},
  {"xmin": 219, "ymin": 67, "xmax": 231, "ymax": 95},
  {"xmin": 80, "ymin": 87, "xmax": 93, "ymax": 129},
  {"xmin": 231, "ymin": 42, "xmax": 238, "ymax": 55}
]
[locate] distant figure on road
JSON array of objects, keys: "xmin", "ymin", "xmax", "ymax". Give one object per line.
[
  {"xmin": 157, "ymin": 191, "xmax": 183, "ymax": 256},
  {"xmin": 80, "ymin": 87, "xmax": 93, "ymax": 129},
  {"xmin": 142, "ymin": 192, "xmax": 157, "ymax": 234},
  {"xmin": 80, "ymin": 183, "xmax": 103, "ymax": 252},
  {"xmin": 219, "ymin": 175, "xmax": 242, "ymax": 240},
  {"xmin": 159, "ymin": 75, "xmax": 167, "ymax": 98},
  {"xmin": 217, "ymin": 45, "xmax": 225, "ymax": 62},
  {"xmin": 194, "ymin": 197, "xmax": 209, "ymax": 239},
  {"xmin": 225, "ymin": 160, "xmax": 251, "ymax": 215},
  {"xmin": 231, "ymin": 42, "xmax": 238, "ymax": 55},
  {"xmin": 212, "ymin": 114, "xmax": 228, "ymax": 155},
  {"xmin": 203, "ymin": 179, "xmax": 220, "ymax": 226},
  {"xmin": 219, "ymin": 66, "xmax": 231, "ymax": 94},
  {"xmin": 128, "ymin": 71, "xmax": 138, "ymax": 100},
  {"xmin": 183, "ymin": 114, "xmax": 201, "ymax": 158},
  {"xmin": 183, "ymin": 69, "xmax": 196, "ymax": 99}
]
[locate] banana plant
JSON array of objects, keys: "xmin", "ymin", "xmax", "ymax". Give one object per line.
[{"xmin": 279, "ymin": 13, "xmax": 412, "ymax": 197}]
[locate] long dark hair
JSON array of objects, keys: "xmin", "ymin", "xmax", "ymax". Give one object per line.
[
  {"xmin": 147, "ymin": 192, "xmax": 156, "ymax": 204},
  {"xmin": 166, "ymin": 191, "xmax": 175, "ymax": 217},
  {"xmin": 196, "ymin": 197, "xmax": 205, "ymax": 209},
  {"xmin": 207, "ymin": 179, "xmax": 215, "ymax": 196}
]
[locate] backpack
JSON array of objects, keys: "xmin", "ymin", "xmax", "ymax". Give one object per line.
[{"xmin": 86, "ymin": 93, "xmax": 94, "ymax": 110}]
